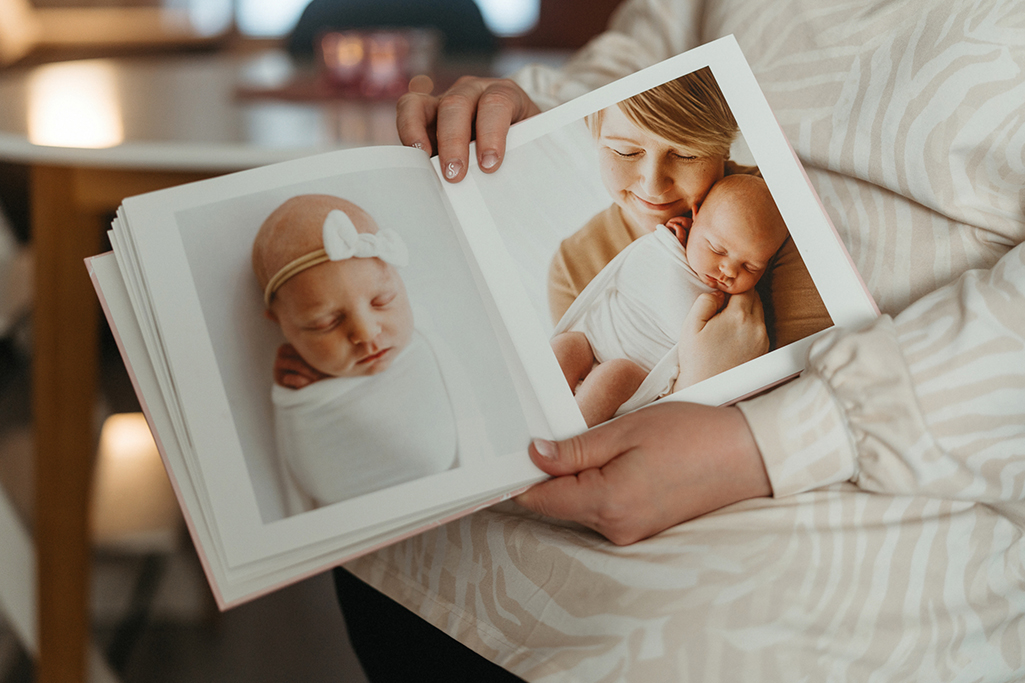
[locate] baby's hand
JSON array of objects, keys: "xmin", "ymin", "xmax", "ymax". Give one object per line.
[
  {"xmin": 273, "ymin": 343, "xmax": 329, "ymax": 389},
  {"xmin": 675, "ymin": 290, "xmax": 768, "ymax": 389},
  {"xmin": 664, "ymin": 216, "xmax": 692, "ymax": 244}
]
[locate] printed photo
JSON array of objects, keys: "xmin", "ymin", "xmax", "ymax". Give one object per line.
[
  {"xmin": 175, "ymin": 165, "xmax": 531, "ymax": 522},
  {"xmin": 476, "ymin": 67, "xmax": 832, "ymax": 426}
]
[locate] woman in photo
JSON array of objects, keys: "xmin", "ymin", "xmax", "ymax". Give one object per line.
[{"xmin": 547, "ymin": 67, "xmax": 831, "ymax": 374}]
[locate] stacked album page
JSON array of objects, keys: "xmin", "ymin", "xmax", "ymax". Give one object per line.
[{"xmin": 89, "ymin": 36, "xmax": 878, "ymax": 608}]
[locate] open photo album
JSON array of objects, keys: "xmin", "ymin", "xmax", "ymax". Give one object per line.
[{"xmin": 88, "ymin": 35, "xmax": 878, "ymax": 608}]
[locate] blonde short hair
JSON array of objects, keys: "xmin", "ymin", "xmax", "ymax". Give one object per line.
[{"xmin": 587, "ymin": 67, "xmax": 738, "ymax": 159}]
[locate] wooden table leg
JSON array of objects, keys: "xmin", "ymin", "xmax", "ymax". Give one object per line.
[
  {"xmin": 32, "ymin": 165, "xmax": 104, "ymax": 683},
  {"xmin": 30, "ymin": 165, "xmax": 217, "ymax": 683}
]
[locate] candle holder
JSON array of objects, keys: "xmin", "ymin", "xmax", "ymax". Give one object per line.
[{"xmin": 319, "ymin": 28, "xmax": 440, "ymax": 99}]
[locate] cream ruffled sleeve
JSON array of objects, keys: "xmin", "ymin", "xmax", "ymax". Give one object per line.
[{"xmin": 739, "ymin": 240, "xmax": 1025, "ymax": 501}]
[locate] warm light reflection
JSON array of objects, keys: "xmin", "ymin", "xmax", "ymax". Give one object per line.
[
  {"xmin": 99, "ymin": 413, "xmax": 158, "ymax": 464},
  {"xmin": 328, "ymin": 34, "xmax": 364, "ymax": 69},
  {"xmin": 27, "ymin": 61, "xmax": 124, "ymax": 149},
  {"xmin": 92, "ymin": 413, "xmax": 181, "ymax": 551}
]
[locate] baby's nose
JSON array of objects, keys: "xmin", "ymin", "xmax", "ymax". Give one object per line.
[{"xmin": 349, "ymin": 316, "xmax": 381, "ymax": 344}]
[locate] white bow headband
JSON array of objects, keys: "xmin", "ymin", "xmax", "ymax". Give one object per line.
[{"xmin": 263, "ymin": 209, "xmax": 409, "ymax": 307}]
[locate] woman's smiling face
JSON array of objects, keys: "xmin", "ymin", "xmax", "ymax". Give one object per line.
[{"xmin": 596, "ymin": 105, "xmax": 725, "ymax": 234}]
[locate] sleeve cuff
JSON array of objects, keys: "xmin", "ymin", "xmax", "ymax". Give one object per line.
[
  {"xmin": 739, "ymin": 314, "xmax": 935, "ymax": 499},
  {"xmin": 737, "ymin": 367, "xmax": 859, "ymax": 498}
]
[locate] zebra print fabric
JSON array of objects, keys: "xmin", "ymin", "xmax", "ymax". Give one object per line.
[{"xmin": 346, "ymin": 1, "xmax": 1025, "ymax": 679}]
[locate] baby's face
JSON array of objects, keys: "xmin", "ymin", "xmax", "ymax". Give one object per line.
[
  {"xmin": 271, "ymin": 257, "xmax": 414, "ymax": 377},
  {"xmin": 686, "ymin": 204, "xmax": 782, "ymax": 295}
]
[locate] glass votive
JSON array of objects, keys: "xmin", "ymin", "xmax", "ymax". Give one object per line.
[{"xmin": 319, "ymin": 28, "xmax": 440, "ymax": 99}]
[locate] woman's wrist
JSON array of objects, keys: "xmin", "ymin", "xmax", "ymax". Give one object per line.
[{"xmin": 721, "ymin": 406, "xmax": 773, "ymax": 501}]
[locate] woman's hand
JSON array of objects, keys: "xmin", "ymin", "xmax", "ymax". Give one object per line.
[
  {"xmin": 397, "ymin": 76, "xmax": 541, "ymax": 182},
  {"xmin": 273, "ymin": 343, "xmax": 329, "ymax": 389},
  {"xmin": 514, "ymin": 402, "xmax": 772, "ymax": 545},
  {"xmin": 675, "ymin": 290, "xmax": 769, "ymax": 390}
]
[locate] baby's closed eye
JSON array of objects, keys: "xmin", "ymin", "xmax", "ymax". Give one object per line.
[
  {"xmin": 372, "ymin": 292, "xmax": 397, "ymax": 307},
  {"xmin": 305, "ymin": 314, "xmax": 343, "ymax": 332}
]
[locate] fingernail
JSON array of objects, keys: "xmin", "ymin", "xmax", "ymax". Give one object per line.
[
  {"xmin": 480, "ymin": 151, "xmax": 498, "ymax": 170},
  {"xmin": 532, "ymin": 438, "xmax": 557, "ymax": 460},
  {"xmin": 444, "ymin": 160, "xmax": 462, "ymax": 180},
  {"xmin": 410, "ymin": 141, "xmax": 424, "ymax": 151}
]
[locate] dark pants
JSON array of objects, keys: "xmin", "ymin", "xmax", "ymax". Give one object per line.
[{"xmin": 333, "ymin": 568, "xmax": 526, "ymax": 682}]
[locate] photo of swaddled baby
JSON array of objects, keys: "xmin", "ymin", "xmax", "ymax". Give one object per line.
[
  {"xmin": 474, "ymin": 66, "xmax": 833, "ymax": 427},
  {"xmin": 253, "ymin": 194, "xmax": 483, "ymax": 508},
  {"xmin": 552, "ymin": 174, "xmax": 789, "ymax": 426},
  {"xmin": 549, "ymin": 70, "xmax": 831, "ymax": 425},
  {"xmin": 174, "ymin": 163, "xmax": 530, "ymax": 523}
]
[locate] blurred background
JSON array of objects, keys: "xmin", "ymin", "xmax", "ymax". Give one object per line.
[{"xmin": 0, "ymin": 0, "xmax": 620, "ymax": 681}]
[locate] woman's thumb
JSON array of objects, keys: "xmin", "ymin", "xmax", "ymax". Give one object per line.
[{"xmin": 528, "ymin": 425, "xmax": 624, "ymax": 476}]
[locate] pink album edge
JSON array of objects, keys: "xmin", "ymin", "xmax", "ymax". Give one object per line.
[{"xmin": 721, "ymin": 371, "xmax": 801, "ymax": 406}]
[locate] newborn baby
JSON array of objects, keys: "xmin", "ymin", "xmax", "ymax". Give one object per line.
[
  {"xmin": 551, "ymin": 174, "xmax": 789, "ymax": 426},
  {"xmin": 253, "ymin": 194, "xmax": 462, "ymax": 508}
]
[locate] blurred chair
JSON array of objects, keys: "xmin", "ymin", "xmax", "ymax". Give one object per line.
[
  {"xmin": 0, "ymin": 0, "xmax": 230, "ymax": 66},
  {"xmin": 286, "ymin": 0, "xmax": 496, "ymax": 58}
]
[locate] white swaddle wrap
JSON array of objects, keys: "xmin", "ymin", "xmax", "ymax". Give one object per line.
[
  {"xmin": 553, "ymin": 225, "xmax": 713, "ymax": 415},
  {"xmin": 272, "ymin": 325, "xmax": 487, "ymax": 509}
]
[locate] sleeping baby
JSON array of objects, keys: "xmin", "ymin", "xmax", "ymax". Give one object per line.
[
  {"xmin": 550, "ymin": 174, "xmax": 789, "ymax": 426},
  {"xmin": 253, "ymin": 194, "xmax": 469, "ymax": 508}
]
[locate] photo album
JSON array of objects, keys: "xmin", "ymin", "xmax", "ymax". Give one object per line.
[{"xmin": 88, "ymin": 35, "xmax": 878, "ymax": 609}]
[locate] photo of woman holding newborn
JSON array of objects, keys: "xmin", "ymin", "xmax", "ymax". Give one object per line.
[{"xmin": 545, "ymin": 68, "xmax": 833, "ymax": 424}]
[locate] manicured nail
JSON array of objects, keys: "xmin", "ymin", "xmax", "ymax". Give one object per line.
[
  {"xmin": 532, "ymin": 439, "xmax": 557, "ymax": 460},
  {"xmin": 480, "ymin": 151, "xmax": 499, "ymax": 170},
  {"xmin": 444, "ymin": 160, "xmax": 462, "ymax": 180}
]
